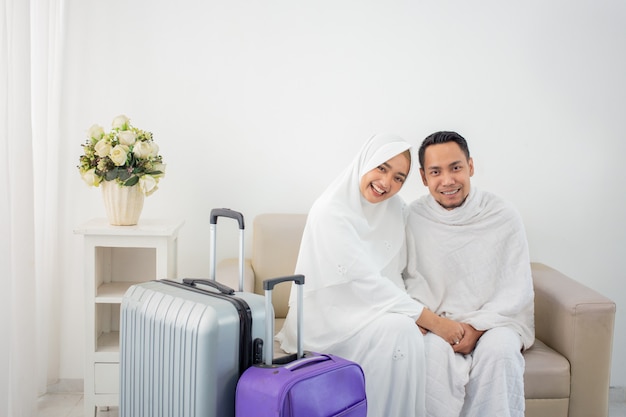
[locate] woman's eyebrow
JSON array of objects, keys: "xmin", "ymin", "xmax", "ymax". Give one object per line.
[{"xmin": 382, "ymin": 161, "xmax": 407, "ymax": 178}]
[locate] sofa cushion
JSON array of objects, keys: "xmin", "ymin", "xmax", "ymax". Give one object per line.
[
  {"xmin": 274, "ymin": 319, "xmax": 571, "ymax": 402},
  {"xmin": 252, "ymin": 214, "xmax": 306, "ymax": 317},
  {"xmin": 523, "ymin": 339, "xmax": 571, "ymax": 399}
]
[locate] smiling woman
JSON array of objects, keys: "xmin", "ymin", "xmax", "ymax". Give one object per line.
[
  {"xmin": 359, "ymin": 150, "xmax": 411, "ymax": 204},
  {"xmin": 275, "ymin": 133, "xmax": 429, "ymax": 417}
]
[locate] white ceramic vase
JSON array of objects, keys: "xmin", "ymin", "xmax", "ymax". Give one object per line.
[{"xmin": 101, "ymin": 181, "xmax": 145, "ymax": 226}]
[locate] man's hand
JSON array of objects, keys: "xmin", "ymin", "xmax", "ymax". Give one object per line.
[{"xmin": 452, "ymin": 323, "xmax": 485, "ymax": 354}]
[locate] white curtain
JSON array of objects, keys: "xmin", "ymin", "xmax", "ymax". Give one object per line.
[
  {"xmin": 0, "ymin": 0, "xmax": 38, "ymax": 415},
  {"xmin": 30, "ymin": 0, "xmax": 65, "ymax": 397},
  {"xmin": 1, "ymin": 0, "xmax": 64, "ymax": 415}
]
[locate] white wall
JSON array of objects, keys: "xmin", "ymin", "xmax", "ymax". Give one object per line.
[{"xmin": 58, "ymin": 0, "xmax": 625, "ymax": 386}]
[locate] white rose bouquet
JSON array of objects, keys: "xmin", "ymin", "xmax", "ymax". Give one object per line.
[{"xmin": 78, "ymin": 115, "xmax": 165, "ymax": 196}]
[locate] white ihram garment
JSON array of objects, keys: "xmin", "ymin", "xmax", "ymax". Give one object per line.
[
  {"xmin": 276, "ymin": 134, "xmax": 426, "ymax": 417},
  {"xmin": 404, "ymin": 188, "xmax": 534, "ymax": 417}
]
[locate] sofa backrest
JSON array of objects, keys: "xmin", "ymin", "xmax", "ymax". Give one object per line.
[{"xmin": 252, "ymin": 213, "xmax": 307, "ymax": 318}]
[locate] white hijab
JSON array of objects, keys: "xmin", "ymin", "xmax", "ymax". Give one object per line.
[{"xmin": 276, "ymin": 134, "xmax": 424, "ymax": 353}]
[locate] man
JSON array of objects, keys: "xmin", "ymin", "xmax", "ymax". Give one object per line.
[{"xmin": 403, "ymin": 131, "xmax": 535, "ymax": 417}]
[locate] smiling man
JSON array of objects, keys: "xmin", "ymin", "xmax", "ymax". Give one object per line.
[
  {"xmin": 403, "ymin": 131, "xmax": 535, "ymax": 417},
  {"xmin": 418, "ymin": 135, "xmax": 473, "ymax": 210}
]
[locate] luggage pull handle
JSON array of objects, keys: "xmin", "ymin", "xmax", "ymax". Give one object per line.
[
  {"xmin": 209, "ymin": 208, "xmax": 245, "ymax": 292},
  {"xmin": 182, "ymin": 278, "xmax": 235, "ymax": 295},
  {"xmin": 210, "ymin": 208, "xmax": 245, "ymax": 229},
  {"xmin": 263, "ymin": 275, "xmax": 305, "ymax": 366}
]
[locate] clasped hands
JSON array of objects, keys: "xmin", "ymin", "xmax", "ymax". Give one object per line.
[
  {"xmin": 444, "ymin": 321, "xmax": 484, "ymax": 354},
  {"xmin": 416, "ymin": 308, "xmax": 484, "ymax": 355}
]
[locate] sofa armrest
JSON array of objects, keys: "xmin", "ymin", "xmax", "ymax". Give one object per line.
[
  {"xmin": 531, "ymin": 262, "xmax": 616, "ymax": 417},
  {"xmin": 216, "ymin": 258, "xmax": 256, "ymax": 293}
]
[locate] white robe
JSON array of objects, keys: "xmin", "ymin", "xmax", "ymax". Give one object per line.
[
  {"xmin": 403, "ymin": 188, "xmax": 534, "ymax": 417},
  {"xmin": 276, "ymin": 134, "xmax": 426, "ymax": 417}
]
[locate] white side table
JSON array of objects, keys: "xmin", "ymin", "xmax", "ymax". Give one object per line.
[{"xmin": 75, "ymin": 218, "xmax": 184, "ymax": 417}]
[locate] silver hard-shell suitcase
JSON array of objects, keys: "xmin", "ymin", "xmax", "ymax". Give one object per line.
[{"xmin": 120, "ymin": 209, "xmax": 266, "ymax": 417}]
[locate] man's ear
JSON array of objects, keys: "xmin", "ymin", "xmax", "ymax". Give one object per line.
[
  {"xmin": 420, "ymin": 168, "xmax": 428, "ymax": 186},
  {"xmin": 468, "ymin": 157, "xmax": 474, "ymax": 177}
]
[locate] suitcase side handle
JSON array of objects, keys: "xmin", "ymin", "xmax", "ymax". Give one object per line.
[
  {"xmin": 210, "ymin": 208, "xmax": 245, "ymax": 229},
  {"xmin": 182, "ymin": 278, "xmax": 236, "ymax": 295},
  {"xmin": 283, "ymin": 354, "xmax": 331, "ymax": 371},
  {"xmin": 263, "ymin": 275, "xmax": 305, "ymax": 365}
]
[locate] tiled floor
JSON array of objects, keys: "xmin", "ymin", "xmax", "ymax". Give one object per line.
[
  {"xmin": 36, "ymin": 391, "xmax": 626, "ymax": 417},
  {"xmin": 37, "ymin": 393, "xmax": 117, "ymax": 417}
]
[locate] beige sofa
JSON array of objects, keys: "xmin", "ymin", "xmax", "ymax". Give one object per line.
[{"xmin": 217, "ymin": 213, "xmax": 616, "ymax": 417}]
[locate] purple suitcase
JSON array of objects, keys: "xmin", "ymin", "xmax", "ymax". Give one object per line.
[{"xmin": 235, "ymin": 275, "xmax": 367, "ymax": 417}]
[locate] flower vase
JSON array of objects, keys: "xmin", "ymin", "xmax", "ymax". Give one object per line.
[{"xmin": 101, "ymin": 181, "xmax": 145, "ymax": 226}]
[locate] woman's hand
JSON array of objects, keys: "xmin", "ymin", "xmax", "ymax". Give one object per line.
[
  {"xmin": 415, "ymin": 308, "xmax": 464, "ymax": 344},
  {"xmin": 430, "ymin": 315, "xmax": 465, "ymax": 345}
]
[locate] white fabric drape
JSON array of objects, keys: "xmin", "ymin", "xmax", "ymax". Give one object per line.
[
  {"xmin": 404, "ymin": 188, "xmax": 535, "ymax": 350},
  {"xmin": 1, "ymin": 0, "xmax": 38, "ymax": 415},
  {"xmin": 1, "ymin": 0, "xmax": 65, "ymax": 415},
  {"xmin": 30, "ymin": 0, "xmax": 66, "ymax": 396},
  {"xmin": 277, "ymin": 134, "xmax": 424, "ymax": 353}
]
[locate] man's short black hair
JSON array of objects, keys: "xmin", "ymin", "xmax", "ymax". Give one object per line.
[{"xmin": 418, "ymin": 131, "xmax": 471, "ymax": 168}]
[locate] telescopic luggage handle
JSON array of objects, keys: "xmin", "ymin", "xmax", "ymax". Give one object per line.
[
  {"xmin": 210, "ymin": 208, "xmax": 245, "ymax": 229},
  {"xmin": 263, "ymin": 275, "xmax": 305, "ymax": 365},
  {"xmin": 209, "ymin": 208, "xmax": 245, "ymax": 292}
]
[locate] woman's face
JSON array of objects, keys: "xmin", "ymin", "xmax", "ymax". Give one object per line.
[{"xmin": 359, "ymin": 152, "xmax": 410, "ymax": 204}]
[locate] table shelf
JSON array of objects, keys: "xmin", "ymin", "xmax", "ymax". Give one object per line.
[
  {"xmin": 95, "ymin": 282, "xmax": 144, "ymax": 303},
  {"xmin": 75, "ymin": 218, "xmax": 184, "ymax": 415}
]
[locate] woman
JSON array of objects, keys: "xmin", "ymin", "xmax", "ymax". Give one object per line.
[{"xmin": 276, "ymin": 133, "xmax": 464, "ymax": 417}]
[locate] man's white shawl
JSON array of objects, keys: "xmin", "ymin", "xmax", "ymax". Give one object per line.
[
  {"xmin": 404, "ymin": 189, "xmax": 535, "ymax": 349},
  {"xmin": 276, "ymin": 134, "xmax": 424, "ymax": 354}
]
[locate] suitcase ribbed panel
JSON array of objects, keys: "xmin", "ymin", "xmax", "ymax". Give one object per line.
[
  {"xmin": 122, "ymin": 284, "xmax": 219, "ymax": 417},
  {"xmin": 121, "ymin": 281, "xmax": 265, "ymax": 417}
]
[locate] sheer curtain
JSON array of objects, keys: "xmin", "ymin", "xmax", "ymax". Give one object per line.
[
  {"xmin": 31, "ymin": 0, "xmax": 65, "ymax": 397},
  {"xmin": 1, "ymin": 0, "xmax": 65, "ymax": 415},
  {"xmin": 1, "ymin": 0, "xmax": 38, "ymax": 415}
]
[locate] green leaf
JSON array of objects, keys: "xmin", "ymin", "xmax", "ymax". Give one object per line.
[
  {"xmin": 105, "ymin": 169, "xmax": 118, "ymax": 181},
  {"xmin": 117, "ymin": 169, "xmax": 131, "ymax": 181},
  {"xmin": 124, "ymin": 176, "xmax": 139, "ymax": 187}
]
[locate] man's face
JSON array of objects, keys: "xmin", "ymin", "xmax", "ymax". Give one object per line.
[
  {"xmin": 360, "ymin": 153, "xmax": 410, "ymax": 204},
  {"xmin": 420, "ymin": 142, "xmax": 474, "ymax": 210}
]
